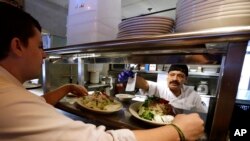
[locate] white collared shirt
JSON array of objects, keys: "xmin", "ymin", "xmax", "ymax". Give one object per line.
[
  {"xmin": 0, "ymin": 66, "xmax": 136, "ymax": 141},
  {"xmin": 140, "ymin": 80, "xmax": 207, "ymax": 113}
]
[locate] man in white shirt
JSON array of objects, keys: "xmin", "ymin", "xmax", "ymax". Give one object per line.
[
  {"xmin": 133, "ymin": 64, "xmax": 207, "ymax": 113},
  {"xmin": 0, "ymin": 2, "xmax": 204, "ymax": 141}
]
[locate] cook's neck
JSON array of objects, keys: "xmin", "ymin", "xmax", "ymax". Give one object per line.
[{"xmin": 170, "ymin": 88, "xmax": 182, "ymax": 97}]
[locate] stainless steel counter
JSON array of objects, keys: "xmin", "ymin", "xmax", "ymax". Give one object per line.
[
  {"xmin": 56, "ymin": 99, "xmax": 153, "ymax": 129},
  {"xmin": 28, "ymin": 88, "xmax": 44, "ymax": 96}
]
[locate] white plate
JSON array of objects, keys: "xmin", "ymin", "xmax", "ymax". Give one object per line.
[
  {"xmin": 176, "ymin": 0, "xmax": 249, "ymax": 16},
  {"xmin": 118, "ymin": 28, "xmax": 171, "ymax": 34},
  {"xmin": 23, "ymin": 83, "xmax": 42, "ymax": 89},
  {"xmin": 119, "ymin": 21, "xmax": 174, "ymax": 30},
  {"xmin": 115, "ymin": 94, "xmax": 135, "ymax": 101},
  {"xmin": 119, "ymin": 23, "xmax": 174, "ymax": 31},
  {"xmin": 117, "ymin": 33, "xmax": 169, "ymax": 39},
  {"xmin": 116, "ymin": 35, "xmax": 157, "ymax": 39},
  {"xmin": 120, "ymin": 16, "xmax": 174, "ymax": 27},
  {"xmin": 76, "ymin": 98, "xmax": 123, "ymax": 114},
  {"xmin": 175, "ymin": 14, "xmax": 250, "ymax": 32},
  {"xmin": 129, "ymin": 102, "xmax": 172, "ymax": 126},
  {"xmin": 116, "ymin": 33, "xmax": 172, "ymax": 39},
  {"xmin": 122, "ymin": 16, "xmax": 174, "ymax": 22},
  {"xmin": 119, "ymin": 25, "xmax": 173, "ymax": 32},
  {"xmin": 118, "ymin": 31, "xmax": 168, "ymax": 36},
  {"xmin": 176, "ymin": 6, "xmax": 250, "ymax": 26},
  {"xmin": 177, "ymin": 1, "xmax": 250, "ymax": 19}
]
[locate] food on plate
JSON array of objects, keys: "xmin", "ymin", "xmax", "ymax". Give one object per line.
[
  {"xmin": 78, "ymin": 91, "xmax": 122, "ymax": 111},
  {"xmin": 138, "ymin": 96, "xmax": 175, "ymax": 124}
]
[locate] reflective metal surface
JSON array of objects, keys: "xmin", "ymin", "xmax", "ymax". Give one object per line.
[
  {"xmin": 45, "ymin": 26, "xmax": 250, "ymax": 56},
  {"xmin": 43, "ymin": 26, "xmax": 250, "ymax": 141}
]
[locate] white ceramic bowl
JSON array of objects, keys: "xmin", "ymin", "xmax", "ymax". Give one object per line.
[{"xmin": 115, "ymin": 94, "xmax": 135, "ymax": 102}]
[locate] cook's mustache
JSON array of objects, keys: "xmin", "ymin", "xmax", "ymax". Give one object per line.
[{"xmin": 169, "ymin": 80, "xmax": 180, "ymax": 85}]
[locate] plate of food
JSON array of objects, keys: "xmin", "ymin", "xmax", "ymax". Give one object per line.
[
  {"xmin": 129, "ymin": 96, "xmax": 175, "ymax": 126},
  {"xmin": 76, "ymin": 91, "xmax": 123, "ymax": 114},
  {"xmin": 23, "ymin": 81, "xmax": 42, "ymax": 89}
]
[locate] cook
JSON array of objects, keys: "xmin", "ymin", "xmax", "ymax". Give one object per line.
[{"xmin": 119, "ymin": 64, "xmax": 207, "ymax": 113}]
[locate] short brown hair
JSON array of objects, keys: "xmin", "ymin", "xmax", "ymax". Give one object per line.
[{"xmin": 0, "ymin": 2, "xmax": 41, "ymax": 60}]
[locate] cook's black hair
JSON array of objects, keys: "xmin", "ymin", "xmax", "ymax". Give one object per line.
[{"xmin": 168, "ymin": 64, "xmax": 189, "ymax": 77}]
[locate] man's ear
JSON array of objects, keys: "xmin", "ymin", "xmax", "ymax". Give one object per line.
[{"xmin": 10, "ymin": 37, "xmax": 24, "ymax": 57}]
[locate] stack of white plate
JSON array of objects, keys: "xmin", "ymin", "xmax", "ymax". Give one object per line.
[
  {"xmin": 117, "ymin": 16, "xmax": 174, "ymax": 39},
  {"xmin": 175, "ymin": 0, "xmax": 250, "ymax": 32}
]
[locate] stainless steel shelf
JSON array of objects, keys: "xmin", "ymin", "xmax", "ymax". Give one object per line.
[
  {"xmin": 45, "ymin": 26, "xmax": 250, "ymax": 56},
  {"xmin": 85, "ymin": 83, "xmax": 110, "ymax": 89},
  {"xmin": 132, "ymin": 70, "xmax": 219, "ymax": 76},
  {"xmin": 189, "ymin": 72, "xmax": 219, "ymax": 77}
]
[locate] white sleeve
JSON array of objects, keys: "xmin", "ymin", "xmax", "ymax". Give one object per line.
[
  {"xmin": 183, "ymin": 87, "xmax": 208, "ymax": 113},
  {"xmin": 107, "ymin": 129, "xmax": 137, "ymax": 141},
  {"xmin": 194, "ymin": 95, "xmax": 208, "ymax": 113},
  {"xmin": 57, "ymin": 122, "xmax": 136, "ymax": 141},
  {"xmin": 0, "ymin": 88, "xmax": 137, "ymax": 141}
]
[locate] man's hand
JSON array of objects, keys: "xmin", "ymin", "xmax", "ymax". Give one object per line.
[
  {"xmin": 68, "ymin": 84, "xmax": 88, "ymax": 97},
  {"xmin": 118, "ymin": 70, "xmax": 134, "ymax": 82},
  {"xmin": 43, "ymin": 84, "xmax": 88, "ymax": 106}
]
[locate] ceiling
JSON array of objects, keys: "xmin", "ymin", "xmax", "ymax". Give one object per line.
[{"xmin": 46, "ymin": 0, "xmax": 178, "ymax": 19}]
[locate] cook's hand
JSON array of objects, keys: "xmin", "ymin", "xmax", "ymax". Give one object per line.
[
  {"xmin": 67, "ymin": 84, "xmax": 88, "ymax": 96},
  {"xmin": 118, "ymin": 70, "xmax": 134, "ymax": 82},
  {"xmin": 171, "ymin": 113, "xmax": 204, "ymax": 141}
]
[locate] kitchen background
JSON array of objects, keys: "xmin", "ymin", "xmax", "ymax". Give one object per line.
[{"xmin": 13, "ymin": 0, "xmax": 248, "ymax": 104}]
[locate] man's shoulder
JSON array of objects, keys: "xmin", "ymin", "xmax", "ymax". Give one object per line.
[
  {"xmin": 183, "ymin": 85, "xmax": 194, "ymax": 90},
  {"xmin": 183, "ymin": 85, "xmax": 199, "ymax": 95}
]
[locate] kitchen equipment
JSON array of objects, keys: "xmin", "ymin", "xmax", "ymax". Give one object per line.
[
  {"xmin": 90, "ymin": 72, "xmax": 99, "ymax": 84},
  {"xmin": 100, "ymin": 76, "xmax": 113, "ymax": 95},
  {"xmin": 197, "ymin": 81, "xmax": 209, "ymax": 95},
  {"xmin": 103, "ymin": 76, "xmax": 113, "ymax": 89},
  {"xmin": 88, "ymin": 64, "xmax": 103, "ymax": 84}
]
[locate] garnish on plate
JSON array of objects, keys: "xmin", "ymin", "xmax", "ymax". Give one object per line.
[{"xmin": 138, "ymin": 96, "xmax": 175, "ymax": 124}]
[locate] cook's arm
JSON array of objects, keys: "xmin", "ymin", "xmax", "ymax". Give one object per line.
[
  {"xmin": 135, "ymin": 76, "xmax": 149, "ymax": 92},
  {"xmin": 118, "ymin": 70, "xmax": 149, "ymax": 92}
]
